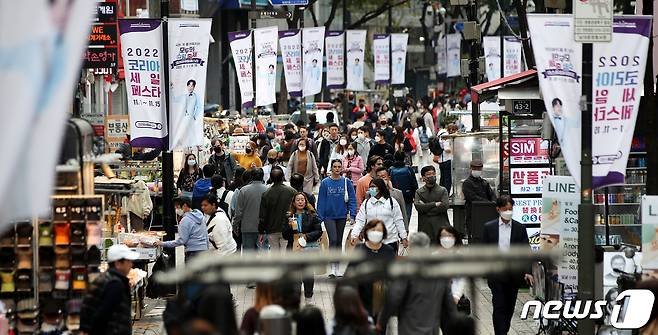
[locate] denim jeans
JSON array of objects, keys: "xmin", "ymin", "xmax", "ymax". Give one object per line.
[
  {"xmin": 324, "ymin": 218, "xmax": 347, "ymax": 249},
  {"xmin": 439, "ymin": 160, "xmax": 452, "ymax": 195},
  {"xmin": 242, "ymin": 233, "xmax": 259, "ymax": 252}
]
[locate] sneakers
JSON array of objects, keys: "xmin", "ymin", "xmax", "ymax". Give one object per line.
[
  {"xmin": 246, "ymin": 282, "xmax": 256, "ymax": 289},
  {"xmin": 328, "ymin": 263, "xmax": 337, "ymax": 279}
]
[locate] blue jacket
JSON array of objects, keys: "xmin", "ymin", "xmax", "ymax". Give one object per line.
[
  {"xmin": 317, "ymin": 176, "xmax": 357, "ymax": 221},
  {"xmin": 162, "ymin": 209, "xmax": 208, "ymax": 252}
]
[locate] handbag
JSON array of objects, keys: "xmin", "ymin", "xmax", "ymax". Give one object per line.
[
  {"xmin": 343, "ymin": 176, "xmax": 349, "ymax": 203},
  {"xmin": 456, "ymin": 295, "xmax": 471, "ymax": 315}
]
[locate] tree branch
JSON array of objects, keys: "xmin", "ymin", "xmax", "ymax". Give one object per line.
[
  {"xmin": 309, "ymin": 5, "xmax": 319, "ymax": 27},
  {"xmin": 348, "ymin": 0, "xmax": 410, "ymax": 29},
  {"xmin": 323, "ymin": 0, "xmax": 340, "ymax": 30}
]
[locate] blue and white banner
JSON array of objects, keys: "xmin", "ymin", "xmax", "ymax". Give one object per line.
[
  {"xmin": 254, "ymin": 26, "xmax": 278, "ymax": 106},
  {"xmin": 279, "ymin": 29, "xmax": 302, "ymax": 97},
  {"xmin": 373, "ymin": 34, "xmax": 390, "ymax": 85},
  {"xmin": 228, "ymin": 30, "xmax": 254, "ymax": 109},
  {"xmin": 447, "ymin": 33, "xmax": 461, "ymax": 77},
  {"xmin": 346, "ymin": 30, "xmax": 367, "ymax": 90},
  {"xmin": 483, "ymin": 36, "xmax": 502, "ymax": 81},
  {"xmin": 325, "ymin": 31, "xmax": 344, "ymax": 89},
  {"xmin": 302, "ymin": 26, "xmax": 325, "ymax": 97},
  {"xmin": 168, "ymin": 18, "xmax": 212, "ymax": 149},
  {"xmin": 120, "ymin": 19, "xmax": 168, "ymax": 148},
  {"xmin": 391, "ymin": 33, "xmax": 408, "ymax": 85}
]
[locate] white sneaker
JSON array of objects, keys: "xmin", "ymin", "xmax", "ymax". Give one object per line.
[{"xmin": 328, "ymin": 263, "xmax": 337, "ymax": 278}]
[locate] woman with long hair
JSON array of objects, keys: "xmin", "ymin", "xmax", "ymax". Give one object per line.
[
  {"xmin": 286, "ymin": 138, "xmax": 320, "ymax": 194},
  {"xmin": 288, "ymin": 192, "xmax": 323, "ymax": 298},
  {"xmin": 240, "ymin": 283, "xmax": 274, "ymax": 335},
  {"xmin": 437, "ymin": 226, "xmax": 469, "ymax": 309},
  {"xmin": 392, "ymin": 126, "xmax": 406, "ymax": 153},
  {"xmin": 177, "ymin": 153, "xmax": 202, "ymax": 199},
  {"xmin": 327, "ymin": 135, "xmax": 349, "ymax": 174},
  {"xmin": 413, "ymin": 116, "xmax": 433, "ymax": 173},
  {"xmin": 342, "ymin": 142, "xmax": 364, "ymax": 182},
  {"xmin": 332, "ymin": 285, "xmax": 374, "ymax": 335}
]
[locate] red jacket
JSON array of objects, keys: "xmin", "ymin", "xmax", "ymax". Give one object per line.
[{"xmin": 352, "ymin": 105, "xmax": 372, "ymax": 114}]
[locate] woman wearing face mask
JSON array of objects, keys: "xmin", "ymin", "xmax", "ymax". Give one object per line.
[
  {"xmin": 177, "ymin": 154, "xmax": 202, "ymax": 199},
  {"xmin": 347, "ymin": 219, "xmax": 396, "ymax": 318},
  {"xmin": 286, "ymin": 138, "xmax": 320, "ymax": 194},
  {"xmin": 289, "ymin": 192, "xmax": 323, "ymax": 299},
  {"xmin": 327, "ymin": 135, "xmax": 349, "ymax": 175},
  {"xmin": 342, "ymin": 143, "xmax": 364, "ymax": 181},
  {"xmin": 234, "ymin": 141, "xmax": 263, "ymax": 170},
  {"xmin": 436, "ymin": 226, "xmax": 470, "ymax": 310},
  {"xmin": 350, "ymin": 178, "xmax": 408, "ymax": 251}
]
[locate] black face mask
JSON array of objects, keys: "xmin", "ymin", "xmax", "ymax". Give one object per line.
[
  {"xmin": 268, "ymin": 157, "xmax": 276, "ymax": 164},
  {"xmin": 245, "ymin": 148, "xmax": 253, "ymax": 154},
  {"xmin": 213, "ymin": 146, "xmax": 223, "ymax": 154}
]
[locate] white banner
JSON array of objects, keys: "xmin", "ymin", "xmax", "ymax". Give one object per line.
[
  {"xmin": 447, "ymin": 33, "xmax": 461, "ymax": 77},
  {"xmin": 326, "ymin": 31, "xmax": 345, "ymax": 89},
  {"xmin": 254, "ymin": 26, "xmax": 278, "ymax": 106},
  {"xmin": 228, "ymin": 30, "xmax": 254, "ymax": 109},
  {"xmin": 591, "ymin": 16, "xmax": 651, "ymax": 189},
  {"xmin": 168, "ymin": 18, "xmax": 212, "ymax": 149},
  {"xmin": 542, "ymin": 175, "xmax": 580, "ymax": 292},
  {"xmin": 346, "ymin": 30, "xmax": 367, "ymax": 91},
  {"xmin": 373, "ymin": 34, "xmax": 390, "ymax": 85},
  {"xmin": 119, "ymin": 19, "xmax": 168, "ymax": 148},
  {"xmin": 528, "ymin": 14, "xmax": 583, "ymax": 185},
  {"xmin": 503, "ymin": 36, "xmax": 523, "ymax": 76},
  {"xmin": 436, "ymin": 36, "xmax": 447, "ymax": 75},
  {"xmin": 391, "ymin": 33, "xmax": 408, "ymax": 85},
  {"xmin": 302, "ymin": 26, "xmax": 325, "ymax": 97},
  {"xmin": 279, "ymin": 29, "xmax": 302, "ymax": 97},
  {"xmin": 483, "ymin": 36, "xmax": 502, "ymax": 81}
]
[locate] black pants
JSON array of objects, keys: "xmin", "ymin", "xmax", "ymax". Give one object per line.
[
  {"xmin": 489, "ymin": 280, "xmax": 519, "ymax": 335},
  {"xmin": 185, "ymin": 251, "xmax": 203, "ymax": 263},
  {"xmin": 439, "ymin": 160, "xmax": 452, "ymax": 195},
  {"xmin": 302, "ymin": 277, "xmax": 314, "ymax": 297}
]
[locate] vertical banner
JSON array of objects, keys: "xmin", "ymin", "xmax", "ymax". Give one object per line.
[
  {"xmin": 482, "ymin": 36, "xmax": 502, "ymax": 81},
  {"xmin": 373, "ymin": 34, "xmax": 390, "ymax": 85},
  {"xmin": 391, "ymin": 33, "xmax": 408, "ymax": 85},
  {"xmin": 346, "ymin": 30, "xmax": 367, "ymax": 91},
  {"xmin": 228, "ymin": 30, "xmax": 254, "ymax": 109},
  {"xmin": 542, "ymin": 175, "xmax": 580, "ymax": 292},
  {"xmin": 528, "ymin": 14, "xmax": 583, "ymax": 183},
  {"xmin": 503, "ymin": 36, "xmax": 523, "ymax": 76},
  {"xmin": 119, "ymin": 19, "xmax": 167, "ymax": 148},
  {"xmin": 436, "ymin": 36, "xmax": 447, "ymax": 75},
  {"xmin": 254, "ymin": 26, "xmax": 278, "ymax": 106},
  {"xmin": 279, "ymin": 30, "xmax": 302, "ymax": 97},
  {"xmin": 168, "ymin": 18, "xmax": 212, "ymax": 149},
  {"xmin": 325, "ymin": 31, "xmax": 345, "ymax": 89},
  {"xmin": 446, "ymin": 33, "xmax": 461, "ymax": 77},
  {"xmin": 591, "ymin": 16, "xmax": 651, "ymax": 189},
  {"xmin": 302, "ymin": 26, "xmax": 325, "ymax": 97}
]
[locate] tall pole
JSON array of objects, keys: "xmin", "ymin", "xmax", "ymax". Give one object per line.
[
  {"xmin": 388, "ymin": 1, "xmax": 393, "ymax": 111},
  {"xmin": 577, "ymin": 41, "xmax": 595, "ymax": 335},
  {"xmin": 642, "ymin": 0, "xmax": 657, "ymax": 195},
  {"xmin": 160, "ymin": 0, "xmax": 176, "ymax": 244},
  {"xmin": 468, "ymin": 0, "xmax": 480, "ymax": 131},
  {"xmin": 499, "ymin": 9, "xmax": 504, "ymax": 80},
  {"xmin": 251, "ymin": 0, "xmax": 257, "ymax": 116},
  {"xmin": 300, "ymin": 7, "xmax": 307, "ymax": 124},
  {"xmin": 342, "ymin": 0, "xmax": 350, "ymax": 127}
]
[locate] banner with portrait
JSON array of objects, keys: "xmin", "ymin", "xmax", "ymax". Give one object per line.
[
  {"xmin": 373, "ymin": 34, "xmax": 390, "ymax": 85},
  {"xmin": 228, "ymin": 30, "xmax": 254, "ymax": 109},
  {"xmin": 302, "ymin": 26, "xmax": 325, "ymax": 97},
  {"xmin": 503, "ymin": 36, "xmax": 523, "ymax": 76},
  {"xmin": 391, "ymin": 33, "xmax": 408, "ymax": 85},
  {"xmin": 436, "ymin": 36, "xmax": 447, "ymax": 75},
  {"xmin": 346, "ymin": 30, "xmax": 367, "ymax": 91},
  {"xmin": 447, "ymin": 33, "xmax": 461, "ymax": 77},
  {"xmin": 168, "ymin": 18, "xmax": 212, "ymax": 149},
  {"xmin": 254, "ymin": 26, "xmax": 278, "ymax": 106},
  {"xmin": 326, "ymin": 31, "xmax": 345, "ymax": 89},
  {"xmin": 279, "ymin": 29, "xmax": 302, "ymax": 97},
  {"xmin": 482, "ymin": 36, "xmax": 502, "ymax": 81}
]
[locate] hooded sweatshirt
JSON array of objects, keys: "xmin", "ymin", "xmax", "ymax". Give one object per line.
[{"xmin": 162, "ymin": 209, "xmax": 208, "ymax": 252}]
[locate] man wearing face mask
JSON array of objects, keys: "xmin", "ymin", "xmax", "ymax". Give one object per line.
[
  {"xmin": 378, "ymin": 114, "xmax": 394, "ymax": 143},
  {"xmin": 208, "ymin": 138, "xmax": 237, "ymax": 184},
  {"xmin": 353, "ymin": 126, "xmax": 372, "ymax": 160},
  {"xmin": 318, "ymin": 124, "xmax": 340, "ymax": 176},
  {"xmin": 351, "ymin": 98, "xmax": 372, "ymax": 120},
  {"xmin": 368, "ymin": 130, "xmax": 395, "ymax": 163},
  {"xmin": 462, "ymin": 159, "xmax": 495, "ymax": 239},
  {"xmin": 155, "ymin": 197, "xmax": 208, "ymax": 261},
  {"xmin": 414, "ymin": 166, "xmax": 450, "ymax": 244},
  {"xmin": 262, "ymin": 149, "xmax": 281, "ymax": 184},
  {"xmin": 375, "ymin": 167, "xmax": 409, "ymax": 230},
  {"xmin": 482, "ymin": 195, "xmax": 534, "ymax": 335}
]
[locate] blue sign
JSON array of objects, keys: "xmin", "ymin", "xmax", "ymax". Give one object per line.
[{"xmin": 269, "ymin": 0, "xmax": 308, "ymax": 5}]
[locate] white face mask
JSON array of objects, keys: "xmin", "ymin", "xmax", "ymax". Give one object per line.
[
  {"xmin": 340, "ymin": 139, "xmax": 348, "ymax": 146},
  {"xmin": 351, "ymin": 135, "xmax": 357, "ymax": 141},
  {"xmin": 347, "ymin": 149, "xmax": 355, "ymax": 156},
  {"xmin": 500, "ymin": 210, "xmax": 513, "ymax": 221},
  {"xmin": 175, "ymin": 208, "xmax": 184, "ymax": 217},
  {"xmin": 298, "ymin": 145, "xmax": 306, "ymax": 152},
  {"xmin": 358, "ymin": 133, "xmax": 365, "ymax": 140},
  {"xmin": 375, "ymin": 136, "xmax": 381, "ymax": 142},
  {"xmin": 187, "ymin": 159, "xmax": 196, "ymax": 166},
  {"xmin": 471, "ymin": 170, "xmax": 482, "ymax": 178},
  {"xmin": 366, "ymin": 230, "xmax": 384, "ymax": 244},
  {"xmin": 440, "ymin": 237, "xmax": 456, "ymax": 249}
]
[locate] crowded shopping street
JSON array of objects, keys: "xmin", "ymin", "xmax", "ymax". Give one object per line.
[{"xmin": 1, "ymin": 0, "xmax": 658, "ymax": 334}]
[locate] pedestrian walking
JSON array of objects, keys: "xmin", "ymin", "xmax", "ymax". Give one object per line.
[
  {"xmin": 414, "ymin": 166, "xmax": 450, "ymax": 244},
  {"xmin": 240, "ymin": 283, "xmax": 274, "ymax": 335},
  {"xmin": 462, "ymin": 159, "xmax": 496, "ymax": 239},
  {"xmin": 327, "ymin": 135, "xmax": 348, "ymax": 174},
  {"xmin": 234, "ymin": 141, "xmax": 263, "ymax": 170},
  {"xmin": 200, "ymin": 194, "xmax": 237, "ymax": 256},
  {"xmin": 192, "ymin": 164, "xmax": 216, "ymax": 209},
  {"xmin": 208, "ymin": 137, "xmax": 238, "ymax": 183},
  {"xmin": 259, "ymin": 167, "xmax": 296, "ymax": 252},
  {"xmin": 389, "ymin": 151, "xmax": 418, "ymax": 219},
  {"xmin": 289, "ymin": 192, "xmax": 323, "ymax": 298},
  {"xmin": 263, "ymin": 149, "xmax": 282, "ymax": 184},
  {"xmin": 432, "ymin": 123, "xmax": 456, "ymax": 195},
  {"xmin": 342, "ymin": 143, "xmax": 364, "ymax": 182},
  {"xmin": 290, "ymin": 172, "xmax": 316, "ymax": 207},
  {"xmin": 286, "ymin": 138, "xmax": 320, "ymax": 195},
  {"xmin": 355, "ymin": 156, "xmax": 384, "ymax": 210},
  {"xmin": 294, "ymin": 306, "xmax": 327, "ymax": 335},
  {"xmin": 211, "ymin": 175, "xmax": 233, "ymax": 218},
  {"xmin": 374, "ymin": 167, "xmax": 409, "ymax": 230},
  {"xmin": 482, "ymin": 196, "xmax": 534, "ymax": 335},
  {"xmin": 177, "ymin": 153, "xmax": 201, "ymax": 199},
  {"xmin": 317, "ymin": 159, "xmax": 357, "ymax": 278},
  {"xmin": 367, "ymin": 130, "xmax": 394, "ymax": 163},
  {"xmin": 353, "ymin": 126, "xmax": 373, "ymax": 160},
  {"xmin": 155, "ymin": 197, "xmax": 208, "ymax": 261},
  {"xmin": 413, "ymin": 117, "xmax": 433, "ymax": 173},
  {"xmin": 233, "ymin": 168, "xmax": 268, "ymax": 251},
  {"xmin": 318, "ymin": 124, "xmax": 341, "ymax": 176},
  {"xmin": 330, "ymin": 285, "xmax": 375, "ymax": 335},
  {"xmin": 437, "ymin": 226, "xmax": 470, "ymax": 313}
]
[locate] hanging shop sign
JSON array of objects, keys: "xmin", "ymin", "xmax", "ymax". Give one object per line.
[
  {"xmin": 510, "ymin": 167, "xmax": 550, "ymax": 194},
  {"xmin": 513, "ymin": 198, "xmax": 543, "ymax": 225},
  {"xmin": 279, "ymin": 30, "xmax": 302, "ymax": 97},
  {"xmin": 302, "ymin": 26, "xmax": 325, "ymax": 97},
  {"xmin": 390, "ymin": 33, "xmax": 408, "ymax": 85},
  {"xmin": 89, "ymin": 24, "xmax": 118, "ymax": 47},
  {"xmin": 325, "ymin": 31, "xmax": 345, "ymax": 89},
  {"xmin": 105, "ymin": 115, "xmax": 130, "ymax": 152},
  {"xmin": 574, "ymin": 0, "xmax": 613, "ymax": 42},
  {"xmin": 254, "ymin": 26, "xmax": 278, "ymax": 107},
  {"xmin": 373, "ymin": 34, "xmax": 390, "ymax": 85},
  {"xmin": 94, "ymin": 2, "xmax": 117, "ymax": 23},
  {"xmin": 228, "ymin": 30, "xmax": 254, "ymax": 109},
  {"xmin": 509, "ymin": 137, "xmax": 549, "ymax": 165},
  {"xmin": 346, "ymin": 30, "xmax": 367, "ymax": 91}
]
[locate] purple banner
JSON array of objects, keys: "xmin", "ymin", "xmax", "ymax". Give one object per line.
[{"xmin": 118, "ymin": 19, "xmax": 161, "ymax": 35}]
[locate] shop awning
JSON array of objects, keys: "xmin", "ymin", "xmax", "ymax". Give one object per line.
[{"xmin": 471, "ymin": 70, "xmax": 538, "ymax": 104}]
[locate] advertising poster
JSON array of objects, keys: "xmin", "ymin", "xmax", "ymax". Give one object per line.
[
  {"xmin": 509, "ymin": 138, "xmax": 549, "ymax": 165},
  {"xmin": 279, "ymin": 30, "xmax": 302, "ymax": 97},
  {"xmin": 391, "ymin": 33, "xmax": 408, "ymax": 85},
  {"xmin": 254, "ymin": 26, "xmax": 278, "ymax": 106},
  {"xmin": 325, "ymin": 31, "xmax": 345, "ymax": 89},
  {"xmin": 373, "ymin": 34, "xmax": 390, "ymax": 85},
  {"xmin": 513, "ymin": 198, "xmax": 543, "ymax": 225},
  {"xmin": 510, "ymin": 167, "xmax": 551, "ymax": 194},
  {"xmin": 168, "ymin": 18, "xmax": 212, "ymax": 149},
  {"xmin": 591, "ymin": 16, "xmax": 651, "ymax": 189},
  {"xmin": 446, "ymin": 33, "xmax": 461, "ymax": 77},
  {"xmin": 542, "ymin": 176, "xmax": 579, "ymax": 291},
  {"xmin": 119, "ymin": 19, "xmax": 168, "ymax": 148},
  {"xmin": 642, "ymin": 196, "xmax": 658, "ymax": 270},
  {"xmin": 436, "ymin": 36, "xmax": 447, "ymax": 75},
  {"xmin": 527, "ymin": 227, "xmax": 541, "ymax": 251},
  {"xmin": 482, "ymin": 36, "xmax": 502, "ymax": 81},
  {"xmin": 346, "ymin": 30, "xmax": 367, "ymax": 91},
  {"xmin": 603, "ymin": 252, "xmax": 641, "ymax": 300},
  {"xmin": 229, "ymin": 135, "xmax": 251, "ymax": 154},
  {"xmin": 228, "ymin": 30, "xmax": 254, "ymax": 108},
  {"xmin": 106, "ymin": 115, "xmax": 130, "ymax": 152},
  {"xmin": 503, "ymin": 36, "xmax": 523, "ymax": 76},
  {"xmin": 528, "ymin": 14, "xmax": 582, "ymax": 185},
  {"xmin": 302, "ymin": 26, "xmax": 325, "ymax": 97}
]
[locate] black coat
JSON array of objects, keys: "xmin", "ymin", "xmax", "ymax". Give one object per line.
[
  {"xmin": 80, "ymin": 269, "xmax": 132, "ymax": 335},
  {"xmin": 462, "ymin": 175, "xmax": 495, "ymax": 224},
  {"xmin": 293, "ymin": 211, "xmax": 323, "ymax": 242},
  {"xmin": 481, "ymin": 218, "xmax": 531, "ymax": 286}
]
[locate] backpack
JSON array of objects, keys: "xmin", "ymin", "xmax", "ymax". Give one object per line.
[
  {"xmin": 429, "ymin": 131, "xmax": 446, "ymax": 156},
  {"xmin": 217, "ymin": 189, "xmax": 231, "ymax": 219},
  {"xmin": 389, "ymin": 166, "xmax": 418, "ymax": 202},
  {"xmin": 403, "ymin": 132, "xmax": 416, "ymax": 153},
  {"xmin": 419, "ymin": 128, "xmax": 430, "ymax": 150}
]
